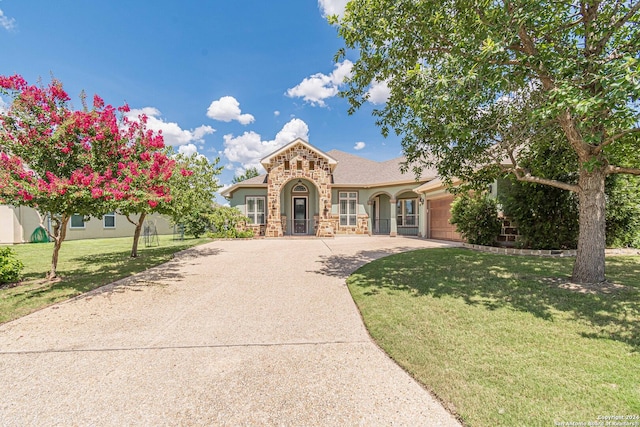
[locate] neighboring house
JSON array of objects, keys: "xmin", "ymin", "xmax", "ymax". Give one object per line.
[
  {"xmin": 0, "ymin": 205, "xmax": 174, "ymax": 244},
  {"xmin": 221, "ymin": 138, "xmax": 464, "ymax": 241}
]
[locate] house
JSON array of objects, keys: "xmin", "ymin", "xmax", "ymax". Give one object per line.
[
  {"xmin": 221, "ymin": 138, "xmax": 464, "ymax": 241},
  {"xmin": 0, "ymin": 205, "xmax": 174, "ymax": 244}
]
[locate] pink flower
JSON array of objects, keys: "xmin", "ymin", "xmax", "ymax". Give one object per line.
[{"xmin": 148, "ymin": 200, "xmax": 158, "ymax": 208}]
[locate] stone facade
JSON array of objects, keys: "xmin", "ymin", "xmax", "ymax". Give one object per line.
[
  {"xmin": 262, "ymin": 142, "xmax": 334, "ymax": 237},
  {"xmin": 497, "ymin": 217, "xmax": 519, "ymax": 246}
]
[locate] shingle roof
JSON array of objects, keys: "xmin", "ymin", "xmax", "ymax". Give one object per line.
[
  {"xmin": 327, "ymin": 150, "xmax": 437, "ymax": 186},
  {"xmin": 221, "ymin": 144, "xmax": 441, "ymax": 197}
]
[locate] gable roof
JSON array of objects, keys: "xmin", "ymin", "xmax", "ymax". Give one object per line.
[
  {"xmin": 221, "ymin": 140, "xmax": 441, "ymax": 198},
  {"xmin": 260, "ymin": 138, "xmax": 338, "ymax": 171}
]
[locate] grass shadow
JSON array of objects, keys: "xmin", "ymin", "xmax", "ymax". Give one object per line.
[{"xmin": 346, "ymin": 248, "xmax": 640, "ymax": 351}]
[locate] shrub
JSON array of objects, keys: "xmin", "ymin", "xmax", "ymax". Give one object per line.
[
  {"xmin": 606, "ymin": 174, "xmax": 640, "ymax": 248},
  {"xmin": 209, "ymin": 206, "xmax": 251, "ymax": 238},
  {"xmin": 0, "ymin": 247, "xmax": 24, "ymax": 284},
  {"xmin": 181, "ymin": 210, "xmax": 214, "ymax": 238},
  {"xmin": 450, "ymin": 193, "xmax": 501, "ymax": 246},
  {"xmin": 499, "ymin": 177, "xmax": 579, "ymax": 249}
]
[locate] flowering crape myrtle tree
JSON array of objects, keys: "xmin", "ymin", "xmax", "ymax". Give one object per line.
[
  {"xmin": 0, "ymin": 75, "xmax": 173, "ymax": 278},
  {"xmin": 333, "ymin": 0, "xmax": 640, "ymax": 284},
  {"xmin": 113, "ymin": 113, "xmax": 175, "ymax": 258}
]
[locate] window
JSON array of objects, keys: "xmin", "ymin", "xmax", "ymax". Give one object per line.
[
  {"xmin": 297, "ymin": 160, "xmax": 303, "ymax": 170},
  {"xmin": 339, "ymin": 192, "xmax": 358, "ymax": 226},
  {"xmin": 70, "ymin": 214, "xmax": 85, "ymax": 229},
  {"xmin": 397, "ymin": 199, "xmax": 417, "ymax": 226},
  {"xmin": 284, "ymin": 160, "xmax": 290, "ymax": 170},
  {"xmin": 309, "ymin": 161, "xmax": 315, "ymax": 171},
  {"xmin": 293, "ymin": 183, "xmax": 307, "ymax": 193},
  {"xmin": 246, "ymin": 196, "xmax": 265, "ymax": 224},
  {"xmin": 103, "ymin": 212, "xmax": 116, "ymax": 228}
]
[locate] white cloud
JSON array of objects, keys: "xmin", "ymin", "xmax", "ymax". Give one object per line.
[
  {"xmin": 206, "ymin": 96, "xmax": 255, "ymax": 125},
  {"xmin": 0, "ymin": 9, "xmax": 16, "ymax": 31},
  {"xmin": 274, "ymin": 110, "xmax": 280, "ymax": 117},
  {"xmin": 368, "ymin": 80, "xmax": 391, "ymax": 105},
  {"xmin": 318, "ymin": 0, "xmax": 349, "ymax": 18},
  {"xmin": 223, "ymin": 118, "xmax": 309, "ymax": 170},
  {"xmin": 178, "ymin": 143, "xmax": 198, "ymax": 157},
  {"xmin": 0, "ymin": 97, "xmax": 7, "ymax": 113},
  {"xmin": 286, "ymin": 60, "xmax": 353, "ymax": 107},
  {"xmin": 126, "ymin": 107, "xmax": 215, "ymax": 147},
  {"xmin": 353, "ymin": 141, "xmax": 366, "ymax": 150}
]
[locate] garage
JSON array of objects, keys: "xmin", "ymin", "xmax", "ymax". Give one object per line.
[{"xmin": 428, "ymin": 196, "xmax": 463, "ymax": 241}]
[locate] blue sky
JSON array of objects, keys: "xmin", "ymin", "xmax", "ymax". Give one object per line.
[{"xmin": 0, "ymin": 1, "xmax": 401, "ymax": 192}]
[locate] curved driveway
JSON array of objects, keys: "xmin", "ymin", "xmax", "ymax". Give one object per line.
[{"xmin": 0, "ymin": 237, "xmax": 461, "ymax": 426}]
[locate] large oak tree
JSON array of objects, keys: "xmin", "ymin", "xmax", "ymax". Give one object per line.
[{"xmin": 333, "ymin": 0, "xmax": 640, "ymax": 283}]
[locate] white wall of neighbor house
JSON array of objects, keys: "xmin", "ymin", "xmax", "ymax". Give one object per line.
[
  {"xmin": 0, "ymin": 205, "xmax": 44, "ymax": 244},
  {"xmin": 66, "ymin": 212, "xmax": 174, "ymax": 241},
  {"xmin": 0, "ymin": 204, "xmax": 174, "ymax": 244}
]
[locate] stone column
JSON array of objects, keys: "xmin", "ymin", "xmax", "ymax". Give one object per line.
[
  {"xmin": 389, "ymin": 198, "xmax": 397, "ymax": 237},
  {"xmin": 266, "ymin": 180, "xmax": 283, "ymax": 237}
]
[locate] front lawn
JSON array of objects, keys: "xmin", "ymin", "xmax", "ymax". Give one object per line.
[
  {"xmin": 347, "ymin": 248, "xmax": 639, "ymax": 426},
  {"xmin": 0, "ymin": 235, "xmax": 210, "ymax": 324}
]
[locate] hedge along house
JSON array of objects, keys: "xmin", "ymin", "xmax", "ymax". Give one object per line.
[{"xmin": 221, "ymin": 138, "xmax": 464, "ymax": 240}]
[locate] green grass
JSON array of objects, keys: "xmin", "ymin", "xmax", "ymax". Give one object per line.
[
  {"xmin": 1, "ymin": 235, "xmax": 211, "ymax": 324},
  {"xmin": 346, "ymin": 248, "xmax": 640, "ymax": 427}
]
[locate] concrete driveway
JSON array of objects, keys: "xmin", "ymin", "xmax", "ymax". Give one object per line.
[{"xmin": 0, "ymin": 237, "xmax": 461, "ymax": 426}]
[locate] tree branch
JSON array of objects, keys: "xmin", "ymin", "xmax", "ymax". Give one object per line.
[
  {"xmin": 593, "ymin": 1, "xmax": 640, "ymax": 56},
  {"xmin": 595, "ymin": 127, "xmax": 640, "ymax": 153},
  {"xmin": 510, "ymin": 166, "xmax": 581, "ymax": 192},
  {"xmin": 607, "ymin": 165, "xmax": 640, "ymax": 175}
]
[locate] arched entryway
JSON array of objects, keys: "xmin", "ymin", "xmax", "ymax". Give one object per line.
[{"xmin": 280, "ymin": 178, "xmax": 320, "ymax": 236}]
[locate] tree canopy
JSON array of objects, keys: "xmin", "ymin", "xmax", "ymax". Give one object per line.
[
  {"xmin": 333, "ymin": 0, "xmax": 640, "ymax": 283},
  {"xmin": 0, "ymin": 75, "xmax": 173, "ymax": 276},
  {"xmin": 231, "ymin": 167, "xmax": 260, "ymax": 184}
]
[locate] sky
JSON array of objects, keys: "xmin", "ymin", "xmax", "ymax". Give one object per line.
[{"xmin": 0, "ymin": 0, "xmax": 402, "ymax": 196}]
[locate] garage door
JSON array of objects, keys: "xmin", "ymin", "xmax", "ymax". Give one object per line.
[{"xmin": 429, "ymin": 196, "xmax": 463, "ymax": 241}]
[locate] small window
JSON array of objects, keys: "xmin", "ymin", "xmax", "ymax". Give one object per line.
[
  {"xmin": 309, "ymin": 161, "xmax": 315, "ymax": 171},
  {"xmin": 70, "ymin": 214, "xmax": 85, "ymax": 229},
  {"xmin": 339, "ymin": 192, "xmax": 358, "ymax": 227},
  {"xmin": 293, "ymin": 183, "xmax": 307, "ymax": 193},
  {"xmin": 246, "ymin": 196, "xmax": 266, "ymax": 225},
  {"xmin": 284, "ymin": 160, "xmax": 290, "ymax": 170},
  {"xmin": 297, "ymin": 160, "xmax": 303, "ymax": 170},
  {"xmin": 104, "ymin": 212, "xmax": 116, "ymax": 228},
  {"xmin": 397, "ymin": 199, "xmax": 417, "ymax": 227}
]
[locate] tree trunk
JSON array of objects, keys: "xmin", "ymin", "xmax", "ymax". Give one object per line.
[
  {"xmin": 572, "ymin": 168, "xmax": 607, "ymax": 284},
  {"xmin": 130, "ymin": 212, "xmax": 146, "ymax": 258},
  {"xmin": 47, "ymin": 215, "xmax": 69, "ymax": 280}
]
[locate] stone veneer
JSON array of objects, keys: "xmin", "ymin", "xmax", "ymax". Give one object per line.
[{"xmin": 262, "ymin": 143, "xmax": 334, "ymax": 237}]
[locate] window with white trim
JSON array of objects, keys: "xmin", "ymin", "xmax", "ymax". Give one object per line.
[
  {"xmin": 339, "ymin": 192, "xmax": 358, "ymax": 226},
  {"xmin": 397, "ymin": 199, "xmax": 417, "ymax": 227},
  {"xmin": 70, "ymin": 214, "xmax": 85, "ymax": 229},
  {"xmin": 103, "ymin": 212, "xmax": 116, "ymax": 228},
  {"xmin": 246, "ymin": 197, "xmax": 265, "ymax": 224}
]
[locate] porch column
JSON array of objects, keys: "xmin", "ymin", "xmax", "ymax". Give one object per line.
[
  {"xmin": 266, "ymin": 181, "xmax": 283, "ymax": 237},
  {"xmin": 367, "ymin": 200, "xmax": 373, "ymax": 236},
  {"xmin": 389, "ymin": 198, "xmax": 397, "ymax": 237}
]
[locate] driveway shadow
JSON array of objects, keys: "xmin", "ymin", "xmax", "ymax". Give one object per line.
[
  {"xmin": 313, "ymin": 247, "xmax": 423, "ymax": 279},
  {"xmin": 76, "ymin": 246, "xmax": 223, "ymax": 298}
]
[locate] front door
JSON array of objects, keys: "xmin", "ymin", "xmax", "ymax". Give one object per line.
[{"xmin": 293, "ymin": 197, "xmax": 307, "ymax": 234}]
